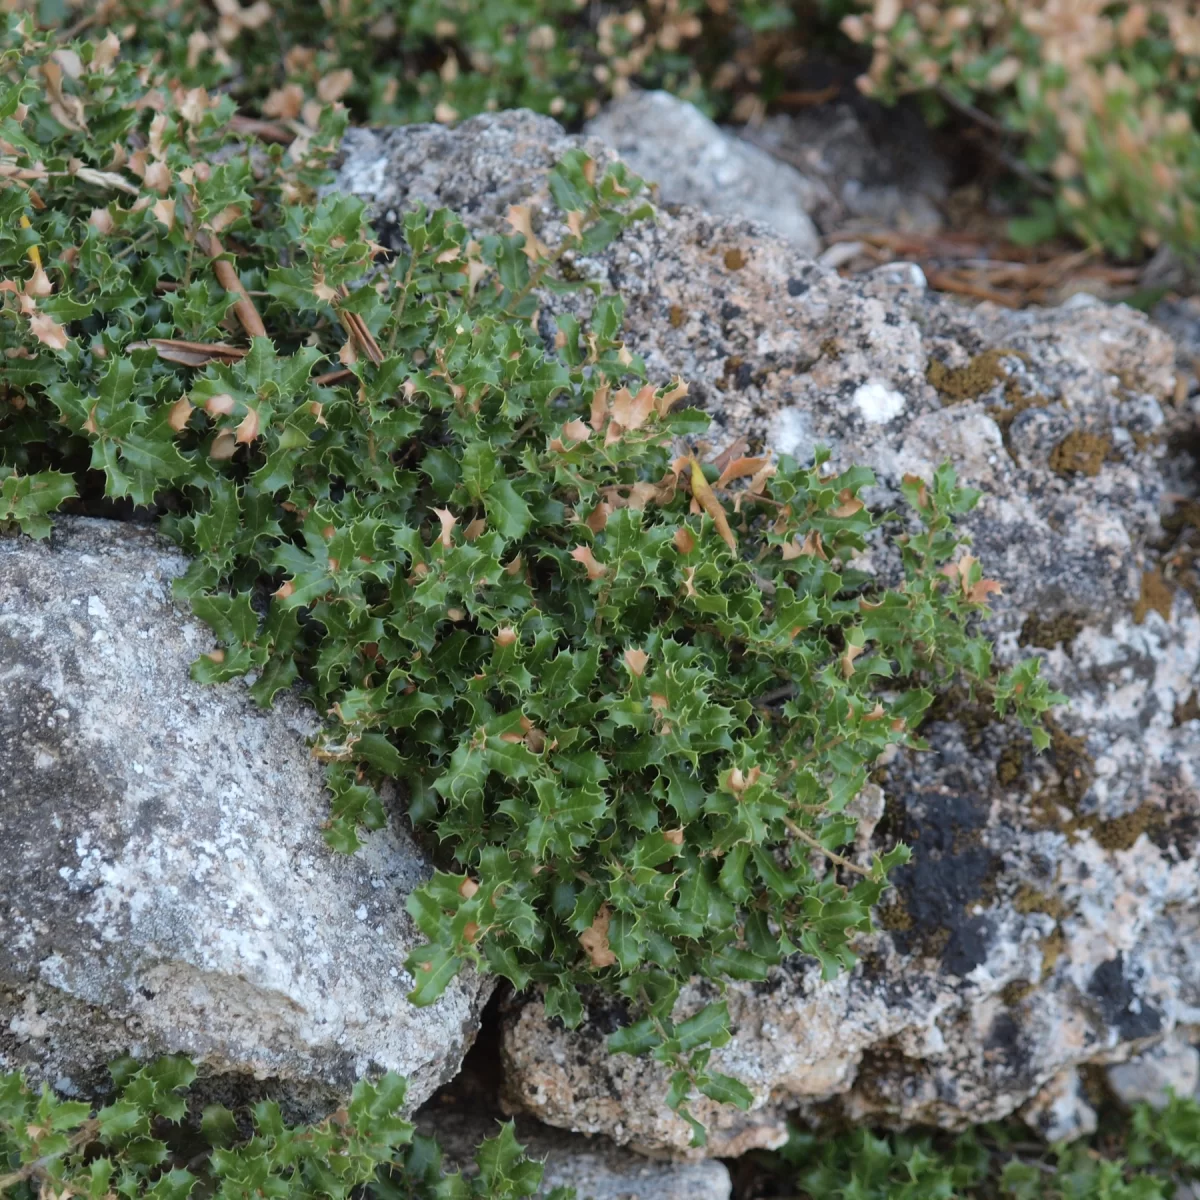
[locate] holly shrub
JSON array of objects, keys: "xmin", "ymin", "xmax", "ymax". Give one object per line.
[
  {"xmin": 0, "ymin": 1058, "xmax": 575, "ymax": 1198},
  {"xmin": 0, "ymin": 17, "xmax": 1060, "ymax": 1139}
]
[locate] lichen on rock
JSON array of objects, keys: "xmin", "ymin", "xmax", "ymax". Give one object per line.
[{"xmin": 0, "ymin": 519, "xmax": 492, "ymax": 1114}]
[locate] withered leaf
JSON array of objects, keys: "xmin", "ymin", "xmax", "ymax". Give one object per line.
[
  {"xmin": 570, "ymin": 545, "xmax": 607, "ymax": 580},
  {"xmin": 579, "ymin": 905, "xmax": 618, "ymax": 969},
  {"xmin": 688, "ymin": 457, "xmax": 737, "ymax": 552},
  {"xmin": 130, "ymin": 339, "xmax": 247, "ymax": 367}
]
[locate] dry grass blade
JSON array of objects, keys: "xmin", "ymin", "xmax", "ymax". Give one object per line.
[
  {"xmin": 337, "ymin": 284, "xmax": 384, "ymax": 366},
  {"xmin": 196, "ymin": 231, "xmax": 268, "ymax": 338},
  {"xmin": 129, "ymin": 338, "xmax": 248, "ymax": 366},
  {"xmin": 924, "ymin": 269, "xmax": 1022, "ymax": 308}
]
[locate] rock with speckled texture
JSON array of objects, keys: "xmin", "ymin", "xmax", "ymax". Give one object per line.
[
  {"xmin": 583, "ymin": 89, "xmax": 822, "ymax": 255},
  {"xmin": 1106, "ymin": 1032, "xmax": 1200, "ymax": 1110},
  {"xmin": 334, "ymin": 111, "xmax": 1200, "ymax": 1158},
  {"xmin": 0, "ymin": 518, "xmax": 492, "ymax": 1111}
]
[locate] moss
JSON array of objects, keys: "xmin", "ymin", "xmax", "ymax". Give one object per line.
[
  {"xmin": 924, "ymin": 683, "xmax": 997, "ymax": 750},
  {"xmin": 1158, "ymin": 497, "xmax": 1200, "ymax": 615},
  {"xmin": 1085, "ymin": 805, "xmax": 1160, "ymax": 851},
  {"xmin": 1040, "ymin": 928, "xmax": 1066, "ymax": 979},
  {"xmin": 1026, "ymin": 717, "xmax": 1159, "ymax": 850},
  {"xmin": 927, "ymin": 349, "xmax": 1014, "ymax": 402},
  {"xmin": 1046, "ymin": 716, "xmax": 1095, "ymax": 808},
  {"xmin": 926, "ymin": 349, "xmax": 1051, "ymax": 457},
  {"xmin": 1012, "ymin": 885, "xmax": 1069, "ymax": 920},
  {"xmin": 877, "ymin": 898, "xmax": 914, "ymax": 932},
  {"xmin": 1018, "ymin": 612, "xmax": 1084, "ymax": 650},
  {"xmin": 1049, "ymin": 430, "xmax": 1112, "ymax": 477},
  {"xmin": 1133, "ymin": 569, "xmax": 1174, "ymax": 624},
  {"xmin": 995, "ymin": 742, "xmax": 1026, "ymax": 788},
  {"xmin": 1001, "ymin": 980, "xmax": 1035, "ymax": 1006}
]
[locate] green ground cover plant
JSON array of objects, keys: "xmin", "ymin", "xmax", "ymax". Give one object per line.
[
  {"xmin": 0, "ymin": 1058, "xmax": 576, "ymax": 1198},
  {"xmin": 779, "ymin": 1092, "xmax": 1200, "ymax": 1199},
  {"xmin": 6, "ymin": 1059, "xmax": 1200, "ymax": 1198},
  {"xmin": 0, "ymin": 15, "xmax": 1058, "ymax": 1140}
]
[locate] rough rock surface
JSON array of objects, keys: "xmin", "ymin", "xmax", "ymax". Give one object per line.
[
  {"xmin": 583, "ymin": 89, "xmax": 821, "ymax": 255},
  {"xmin": 415, "ymin": 1111, "xmax": 731, "ymax": 1200},
  {"xmin": 0, "ymin": 519, "xmax": 491, "ymax": 1110},
  {"xmin": 337, "ymin": 112, "xmax": 1200, "ymax": 1156},
  {"xmin": 1106, "ymin": 1031, "xmax": 1200, "ymax": 1110}
]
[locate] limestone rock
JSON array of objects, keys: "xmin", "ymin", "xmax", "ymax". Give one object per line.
[
  {"xmin": 0, "ymin": 519, "xmax": 491, "ymax": 1111},
  {"xmin": 337, "ymin": 111, "xmax": 1200, "ymax": 1156},
  {"xmin": 415, "ymin": 1112, "xmax": 731, "ymax": 1200},
  {"xmin": 583, "ymin": 90, "xmax": 821, "ymax": 255},
  {"xmin": 1019, "ymin": 1067, "xmax": 1098, "ymax": 1143},
  {"xmin": 1106, "ymin": 1032, "xmax": 1200, "ymax": 1110}
]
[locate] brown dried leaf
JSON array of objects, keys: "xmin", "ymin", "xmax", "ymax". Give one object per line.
[
  {"xmin": 29, "ymin": 312, "xmax": 68, "ymax": 350},
  {"xmin": 263, "ymin": 83, "xmax": 305, "ymax": 120},
  {"xmin": 433, "ymin": 507, "xmax": 456, "ymax": 549},
  {"xmin": 688, "ymin": 457, "xmax": 737, "ymax": 552},
  {"xmin": 131, "ymin": 339, "xmax": 248, "ymax": 367},
  {"xmin": 317, "ymin": 68, "xmax": 354, "ymax": 102},
  {"xmin": 152, "ymin": 198, "xmax": 176, "ymax": 232},
  {"xmin": 715, "ymin": 455, "xmax": 770, "ymax": 490},
  {"xmin": 589, "ymin": 383, "xmax": 610, "ymax": 432},
  {"xmin": 840, "ymin": 643, "xmax": 865, "ymax": 679},
  {"xmin": 235, "ymin": 406, "xmax": 260, "ymax": 443},
  {"xmin": 90, "ymin": 32, "xmax": 121, "ymax": 73},
  {"xmin": 656, "ymin": 377, "xmax": 689, "ymax": 417},
  {"xmin": 167, "ymin": 396, "xmax": 195, "ymax": 431},
  {"xmin": 674, "ymin": 527, "xmax": 696, "ymax": 554},
  {"xmin": 209, "ymin": 429, "xmax": 237, "ymax": 460},
  {"xmin": 831, "ymin": 488, "xmax": 864, "ymax": 518},
  {"xmin": 579, "ymin": 905, "xmax": 618, "ymax": 969},
  {"xmin": 505, "ymin": 204, "xmax": 547, "ymax": 261},
  {"xmin": 610, "ymin": 383, "xmax": 656, "ymax": 432},
  {"xmin": 570, "ymin": 545, "xmax": 607, "ymax": 580},
  {"xmin": 143, "ymin": 160, "xmax": 172, "ymax": 195},
  {"xmin": 584, "ymin": 502, "xmax": 611, "ymax": 534},
  {"xmin": 24, "ymin": 266, "xmax": 52, "ymax": 298},
  {"xmin": 623, "ymin": 648, "xmax": 649, "ymax": 677},
  {"xmin": 967, "ymin": 577, "xmax": 1003, "ymax": 604},
  {"xmin": 204, "ymin": 392, "xmax": 236, "ymax": 416}
]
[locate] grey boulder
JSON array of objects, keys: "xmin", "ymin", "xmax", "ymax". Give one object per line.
[
  {"xmin": 0, "ymin": 518, "xmax": 491, "ymax": 1111},
  {"xmin": 583, "ymin": 89, "xmax": 821, "ymax": 255}
]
